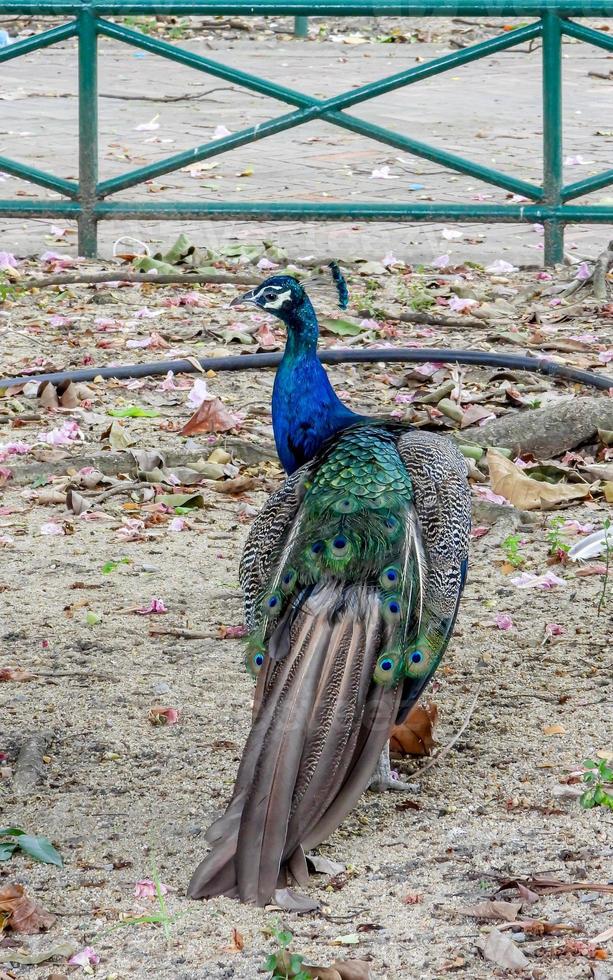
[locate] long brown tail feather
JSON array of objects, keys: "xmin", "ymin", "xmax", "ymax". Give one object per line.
[{"xmin": 187, "ymin": 581, "xmax": 398, "ymax": 905}]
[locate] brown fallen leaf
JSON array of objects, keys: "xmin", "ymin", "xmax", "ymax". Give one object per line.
[
  {"xmin": 543, "ymin": 723, "xmax": 567, "ymax": 736},
  {"xmin": 305, "ymin": 961, "xmax": 374, "ymax": 980},
  {"xmin": 38, "ymin": 381, "xmax": 60, "ymax": 409},
  {"xmin": 0, "ymin": 667, "xmax": 36, "ymax": 682},
  {"xmin": 180, "ymin": 397, "xmax": 238, "ymax": 435},
  {"xmin": 225, "ymin": 927, "xmax": 244, "ymax": 952},
  {"xmin": 390, "ymin": 702, "xmax": 438, "ymax": 756},
  {"xmin": 480, "ymin": 927, "xmax": 529, "ymax": 970},
  {"xmin": 459, "ymin": 900, "xmax": 522, "ymax": 922},
  {"xmin": 0, "ymin": 884, "xmax": 56, "ymax": 934},
  {"xmin": 488, "ymin": 450, "xmax": 590, "ymax": 510},
  {"xmin": 205, "ymin": 476, "xmax": 258, "ymax": 495}
]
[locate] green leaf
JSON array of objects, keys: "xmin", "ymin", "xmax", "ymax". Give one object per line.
[
  {"xmin": 264, "ymin": 954, "xmax": 277, "ymax": 971},
  {"xmin": 108, "ymin": 406, "xmax": 160, "ymax": 418},
  {"xmin": 0, "ymin": 841, "xmax": 18, "ymax": 861},
  {"xmin": 86, "ymin": 611, "xmax": 102, "ymax": 626},
  {"xmin": 277, "ymin": 930, "xmax": 293, "ymax": 948},
  {"xmin": 580, "ymin": 790, "xmax": 596, "ymax": 809},
  {"xmin": 133, "ymin": 256, "xmax": 178, "ymax": 276},
  {"xmin": 0, "ymin": 826, "xmax": 25, "ymax": 836},
  {"xmin": 102, "ymin": 557, "xmax": 130, "ymax": 574},
  {"xmin": 289, "ymin": 953, "xmax": 305, "ymax": 971},
  {"xmin": 157, "ymin": 493, "xmax": 204, "ymax": 510},
  {"xmin": 320, "ymin": 317, "xmax": 363, "ymax": 337},
  {"xmin": 583, "ymin": 759, "xmax": 597, "ymax": 769},
  {"xmin": 161, "ymin": 233, "xmax": 193, "ymax": 265},
  {"xmin": 16, "ymin": 834, "xmax": 63, "ymax": 866}
]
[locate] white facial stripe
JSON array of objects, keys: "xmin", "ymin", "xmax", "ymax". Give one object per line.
[{"xmin": 263, "ymin": 288, "xmax": 292, "ymax": 310}]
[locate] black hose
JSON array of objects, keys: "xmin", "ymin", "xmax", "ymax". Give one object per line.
[{"xmin": 1, "ymin": 348, "xmax": 611, "ymax": 391}]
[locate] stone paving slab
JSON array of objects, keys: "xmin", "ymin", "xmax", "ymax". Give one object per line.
[{"xmin": 0, "ymin": 29, "xmax": 612, "ymax": 263}]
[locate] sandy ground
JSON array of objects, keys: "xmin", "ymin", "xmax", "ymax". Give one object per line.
[{"xmin": 0, "ymin": 251, "xmax": 612, "ymax": 978}]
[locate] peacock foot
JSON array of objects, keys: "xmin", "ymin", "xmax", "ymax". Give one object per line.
[{"xmin": 368, "ymin": 744, "xmax": 421, "ymax": 793}]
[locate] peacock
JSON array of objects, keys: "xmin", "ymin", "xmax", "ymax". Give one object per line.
[{"xmin": 188, "ymin": 266, "xmax": 471, "ymax": 908}]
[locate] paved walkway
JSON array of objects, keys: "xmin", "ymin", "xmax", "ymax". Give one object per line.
[{"xmin": 1, "ymin": 27, "xmax": 611, "ymax": 263}]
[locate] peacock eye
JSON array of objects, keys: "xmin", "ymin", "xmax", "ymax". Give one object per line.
[
  {"xmin": 411, "ymin": 650, "xmax": 423, "ymax": 664},
  {"xmin": 254, "ymin": 653, "xmax": 264, "ymax": 667},
  {"xmin": 263, "ymin": 289, "xmax": 277, "ymax": 301}
]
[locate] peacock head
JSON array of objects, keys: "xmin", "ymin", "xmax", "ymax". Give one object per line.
[
  {"xmin": 230, "ymin": 275, "xmax": 308, "ymax": 324},
  {"xmin": 230, "ymin": 264, "xmax": 348, "ymax": 327}
]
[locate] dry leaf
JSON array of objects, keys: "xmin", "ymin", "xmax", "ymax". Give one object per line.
[
  {"xmin": 480, "ymin": 927, "xmax": 529, "ymax": 970},
  {"xmin": 488, "ymin": 451, "xmax": 590, "ymax": 510},
  {"xmin": 180, "ymin": 397, "xmax": 237, "ymax": 435},
  {"xmin": 226, "ymin": 927, "xmax": 244, "ymax": 952},
  {"xmin": 307, "ymin": 855, "xmax": 345, "ymax": 876},
  {"xmin": 543, "ymin": 723, "xmax": 566, "ymax": 735},
  {"xmin": 58, "ymin": 381, "xmax": 80, "ymax": 409},
  {"xmin": 390, "ymin": 702, "xmax": 438, "ymax": 756},
  {"xmin": 459, "ymin": 900, "xmax": 522, "ymax": 922},
  {"xmin": 38, "ymin": 381, "xmax": 59, "ymax": 409},
  {"xmin": 0, "ymin": 884, "xmax": 56, "ymax": 934},
  {"xmin": 65, "ymin": 489, "xmax": 91, "ymax": 516},
  {"xmin": 0, "ymin": 667, "xmax": 36, "ymax": 682},
  {"xmin": 0, "ymin": 942, "xmax": 75, "ymax": 966},
  {"xmin": 305, "ymin": 960, "xmax": 373, "ymax": 980},
  {"xmin": 206, "ymin": 476, "xmax": 257, "ymax": 495},
  {"xmin": 105, "ymin": 420, "xmax": 134, "ymax": 451}
]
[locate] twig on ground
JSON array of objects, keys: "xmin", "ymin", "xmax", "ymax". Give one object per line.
[
  {"xmin": 149, "ymin": 627, "xmax": 214, "ymax": 640},
  {"xmin": 100, "ymin": 86, "xmax": 235, "ymax": 103},
  {"xmin": 14, "ymin": 270, "xmax": 261, "ymax": 290},
  {"xmin": 13, "ymin": 732, "xmax": 52, "ymax": 795},
  {"xmin": 358, "ymin": 308, "xmax": 488, "ymax": 329},
  {"xmin": 415, "ymin": 684, "xmax": 481, "ymax": 777}
]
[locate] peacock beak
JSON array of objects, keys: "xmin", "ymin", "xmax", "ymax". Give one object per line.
[{"xmin": 230, "ymin": 288, "xmax": 258, "ymax": 308}]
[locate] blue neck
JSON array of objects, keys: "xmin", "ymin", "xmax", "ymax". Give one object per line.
[{"xmin": 271, "ymin": 296, "xmax": 360, "ymax": 474}]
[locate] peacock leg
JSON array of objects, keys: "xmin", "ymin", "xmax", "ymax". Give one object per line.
[{"xmin": 368, "ymin": 743, "xmax": 420, "ymax": 793}]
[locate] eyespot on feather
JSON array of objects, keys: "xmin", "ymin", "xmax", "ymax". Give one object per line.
[
  {"xmin": 379, "ymin": 565, "xmax": 401, "ymax": 590},
  {"xmin": 373, "ymin": 651, "xmax": 402, "ymax": 686},
  {"xmin": 246, "ymin": 648, "xmax": 266, "ymax": 676},
  {"xmin": 404, "ymin": 647, "xmax": 433, "ymax": 679},
  {"xmin": 280, "ymin": 568, "xmax": 298, "ymax": 592},
  {"xmin": 382, "ymin": 595, "xmax": 402, "ymax": 623},
  {"xmin": 261, "ymin": 590, "xmax": 283, "ymax": 617}
]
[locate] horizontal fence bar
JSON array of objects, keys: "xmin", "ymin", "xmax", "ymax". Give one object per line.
[
  {"xmin": 0, "ymin": 0, "xmax": 611, "ymax": 13},
  {"xmin": 0, "ymin": 201, "xmax": 81, "ymax": 216},
  {"xmin": 0, "ymin": 156, "xmax": 78, "ymax": 198},
  {"xmin": 92, "ymin": 201, "xmax": 613, "ymax": 221}
]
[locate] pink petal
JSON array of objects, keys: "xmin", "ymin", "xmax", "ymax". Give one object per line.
[
  {"xmin": 137, "ymin": 598, "xmax": 168, "ymax": 614},
  {"xmin": 545, "ymin": 623, "xmax": 565, "ymax": 636},
  {"xmin": 486, "ymin": 259, "xmax": 518, "ymax": 274},
  {"xmin": 494, "ymin": 614, "xmax": 514, "ymax": 630},
  {"xmin": 575, "ymin": 261, "xmax": 591, "ymax": 281},
  {"xmin": 134, "ymin": 878, "xmax": 168, "ymax": 898},
  {"xmin": 40, "ymin": 522, "xmax": 65, "ymax": 536},
  {"xmin": 69, "ymin": 947, "xmax": 100, "ymax": 967}
]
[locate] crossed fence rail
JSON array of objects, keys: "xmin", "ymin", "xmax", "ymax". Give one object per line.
[{"xmin": 0, "ymin": 1, "xmax": 612, "ymax": 263}]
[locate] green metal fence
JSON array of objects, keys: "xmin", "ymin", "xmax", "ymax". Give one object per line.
[{"xmin": 1, "ymin": 1, "xmax": 612, "ymax": 263}]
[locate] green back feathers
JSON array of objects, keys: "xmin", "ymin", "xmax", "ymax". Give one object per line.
[{"xmin": 247, "ymin": 425, "xmax": 431, "ymax": 689}]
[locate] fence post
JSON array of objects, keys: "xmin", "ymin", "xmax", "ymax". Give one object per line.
[
  {"xmin": 77, "ymin": 1, "xmax": 98, "ymax": 258},
  {"xmin": 294, "ymin": 16, "xmax": 309, "ymax": 37},
  {"xmin": 542, "ymin": 11, "xmax": 564, "ymax": 265}
]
